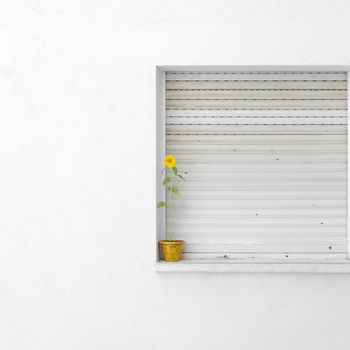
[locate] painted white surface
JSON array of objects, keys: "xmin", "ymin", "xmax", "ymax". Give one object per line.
[
  {"xmin": 155, "ymin": 260, "xmax": 350, "ymax": 273},
  {"xmin": 1, "ymin": 1, "xmax": 350, "ymax": 349}
]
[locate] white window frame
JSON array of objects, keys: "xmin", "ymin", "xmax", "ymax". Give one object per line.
[{"xmin": 155, "ymin": 65, "xmax": 350, "ymax": 273}]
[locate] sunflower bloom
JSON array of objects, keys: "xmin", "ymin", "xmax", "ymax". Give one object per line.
[{"xmin": 164, "ymin": 155, "xmax": 176, "ymax": 168}]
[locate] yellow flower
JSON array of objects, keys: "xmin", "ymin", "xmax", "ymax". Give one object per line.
[{"xmin": 163, "ymin": 154, "xmax": 176, "ymax": 168}]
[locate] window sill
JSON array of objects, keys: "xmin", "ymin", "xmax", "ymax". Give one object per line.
[{"xmin": 155, "ymin": 259, "xmax": 350, "ymax": 273}]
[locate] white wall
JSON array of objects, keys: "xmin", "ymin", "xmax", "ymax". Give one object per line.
[{"xmin": 1, "ymin": 1, "xmax": 350, "ymax": 349}]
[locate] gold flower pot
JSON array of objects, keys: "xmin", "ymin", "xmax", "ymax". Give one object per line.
[{"xmin": 159, "ymin": 240, "xmax": 185, "ymax": 262}]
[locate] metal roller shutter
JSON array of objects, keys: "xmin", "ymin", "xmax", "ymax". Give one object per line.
[{"xmin": 165, "ymin": 70, "xmax": 348, "ymax": 260}]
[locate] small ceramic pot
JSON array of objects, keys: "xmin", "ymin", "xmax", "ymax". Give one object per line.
[{"xmin": 159, "ymin": 240, "xmax": 185, "ymax": 262}]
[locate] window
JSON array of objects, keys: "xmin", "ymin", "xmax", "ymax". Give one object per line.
[{"xmin": 156, "ymin": 66, "xmax": 350, "ymax": 272}]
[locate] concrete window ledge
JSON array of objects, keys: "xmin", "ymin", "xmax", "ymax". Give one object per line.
[{"xmin": 155, "ymin": 260, "xmax": 350, "ymax": 273}]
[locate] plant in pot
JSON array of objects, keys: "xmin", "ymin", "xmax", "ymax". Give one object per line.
[{"xmin": 157, "ymin": 154, "xmax": 186, "ymax": 262}]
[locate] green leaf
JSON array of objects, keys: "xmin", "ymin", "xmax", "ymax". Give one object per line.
[
  {"xmin": 177, "ymin": 174, "xmax": 185, "ymax": 181},
  {"xmin": 157, "ymin": 201, "xmax": 166, "ymax": 208},
  {"xmin": 163, "ymin": 177, "xmax": 170, "ymax": 185},
  {"xmin": 172, "ymin": 167, "xmax": 178, "ymax": 175},
  {"xmin": 168, "ymin": 186, "xmax": 179, "ymax": 195}
]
